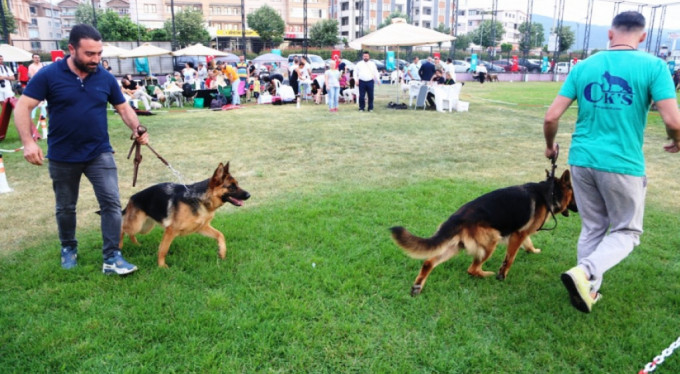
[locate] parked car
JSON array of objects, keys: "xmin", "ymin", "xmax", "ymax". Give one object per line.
[
  {"xmin": 452, "ymin": 59, "xmax": 471, "ymax": 73},
  {"xmin": 517, "ymin": 58, "xmax": 542, "ymax": 73},
  {"xmin": 492, "ymin": 60, "xmax": 528, "ymax": 73},
  {"xmin": 478, "ymin": 60, "xmax": 505, "ymax": 73},
  {"xmin": 173, "ymin": 56, "xmax": 206, "ymax": 73},
  {"xmin": 288, "ymin": 54, "xmax": 326, "ymax": 76},
  {"xmin": 324, "ymin": 58, "xmax": 355, "ymax": 72},
  {"xmin": 556, "ymin": 61, "xmax": 571, "ymax": 74}
]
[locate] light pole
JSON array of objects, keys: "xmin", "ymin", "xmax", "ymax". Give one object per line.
[
  {"xmin": 170, "ymin": 0, "xmax": 177, "ymax": 50},
  {"xmin": 91, "ymin": 0, "xmax": 97, "ymax": 28}
]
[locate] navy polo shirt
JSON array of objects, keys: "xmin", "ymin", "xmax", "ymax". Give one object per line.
[{"xmin": 22, "ymin": 56, "xmax": 126, "ymax": 163}]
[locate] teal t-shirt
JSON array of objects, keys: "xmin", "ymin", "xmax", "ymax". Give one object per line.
[{"xmin": 558, "ymin": 50, "xmax": 676, "ymax": 176}]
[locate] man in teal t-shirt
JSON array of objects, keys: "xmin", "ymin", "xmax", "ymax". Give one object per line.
[{"xmin": 543, "ymin": 11, "xmax": 680, "ymax": 313}]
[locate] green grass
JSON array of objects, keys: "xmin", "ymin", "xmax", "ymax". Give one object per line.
[{"xmin": 2, "ymin": 82, "xmax": 680, "ymax": 372}]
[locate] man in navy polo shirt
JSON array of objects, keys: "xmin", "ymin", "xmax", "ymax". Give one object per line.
[{"xmin": 14, "ymin": 24, "xmax": 149, "ymax": 275}]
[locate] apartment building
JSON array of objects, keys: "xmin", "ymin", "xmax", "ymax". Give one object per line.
[
  {"xmin": 26, "ymin": 0, "xmax": 63, "ymax": 51},
  {"xmin": 455, "ymin": 7, "xmax": 527, "ymax": 49},
  {"xmin": 330, "ymin": 0, "xmax": 455, "ymax": 41}
]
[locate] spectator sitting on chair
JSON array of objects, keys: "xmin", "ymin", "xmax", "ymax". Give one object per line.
[
  {"xmin": 311, "ymin": 74, "xmax": 326, "ymax": 104},
  {"xmin": 121, "ymin": 75, "xmax": 153, "ymax": 110},
  {"xmin": 426, "ymin": 70, "xmax": 446, "ymax": 109}
]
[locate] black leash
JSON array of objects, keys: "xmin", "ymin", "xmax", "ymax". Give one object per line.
[{"xmin": 538, "ymin": 143, "xmax": 559, "ymax": 231}]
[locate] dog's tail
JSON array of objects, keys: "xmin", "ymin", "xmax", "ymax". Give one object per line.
[{"xmin": 390, "ymin": 220, "xmax": 460, "ymax": 259}]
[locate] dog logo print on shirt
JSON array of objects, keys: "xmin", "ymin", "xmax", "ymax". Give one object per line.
[{"xmin": 584, "ymin": 71, "xmax": 634, "ymax": 107}]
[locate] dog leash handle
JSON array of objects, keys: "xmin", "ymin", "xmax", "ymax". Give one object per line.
[{"xmin": 551, "ymin": 143, "xmax": 559, "ymax": 164}]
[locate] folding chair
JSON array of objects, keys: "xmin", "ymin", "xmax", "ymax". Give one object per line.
[{"xmin": 413, "ymin": 85, "xmax": 428, "ymax": 110}]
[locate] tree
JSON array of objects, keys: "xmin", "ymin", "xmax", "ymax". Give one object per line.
[
  {"xmin": 556, "ymin": 26, "xmax": 575, "ymax": 53},
  {"xmin": 518, "ymin": 22, "xmax": 545, "ymax": 54},
  {"xmin": 452, "ymin": 33, "xmax": 473, "ymax": 51},
  {"xmin": 0, "ymin": 0, "xmax": 17, "ymax": 41},
  {"xmin": 97, "ymin": 10, "xmax": 147, "ymax": 42},
  {"xmin": 148, "ymin": 28, "xmax": 169, "ymax": 42},
  {"xmin": 378, "ymin": 11, "xmax": 410, "ymax": 29},
  {"xmin": 470, "ymin": 20, "xmax": 504, "ymax": 49},
  {"xmin": 500, "ymin": 43, "xmax": 513, "ymax": 58},
  {"xmin": 163, "ymin": 9, "xmax": 210, "ymax": 48},
  {"xmin": 309, "ymin": 19, "xmax": 339, "ymax": 48},
  {"xmin": 75, "ymin": 3, "xmax": 103, "ymax": 26},
  {"xmin": 247, "ymin": 5, "xmax": 285, "ymax": 49}
]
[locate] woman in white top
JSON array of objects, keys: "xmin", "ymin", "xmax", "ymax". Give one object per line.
[{"xmin": 325, "ymin": 61, "xmax": 341, "ymax": 112}]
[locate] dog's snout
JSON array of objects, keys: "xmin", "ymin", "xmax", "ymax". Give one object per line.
[{"xmin": 241, "ymin": 191, "xmax": 251, "ymax": 200}]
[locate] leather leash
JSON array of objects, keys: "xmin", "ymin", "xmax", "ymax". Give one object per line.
[
  {"xmin": 538, "ymin": 143, "xmax": 559, "ymax": 231},
  {"xmin": 127, "ymin": 125, "xmax": 170, "ymax": 187}
]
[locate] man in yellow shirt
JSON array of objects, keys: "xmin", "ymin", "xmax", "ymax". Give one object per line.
[{"xmin": 223, "ymin": 63, "xmax": 240, "ymax": 105}]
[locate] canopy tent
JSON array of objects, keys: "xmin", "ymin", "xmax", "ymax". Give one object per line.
[
  {"xmin": 252, "ymin": 53, "xmax": 288, "ymax": 64},
  {"xmin": 118, "ymin": 43, "xmax": 172, "ymax": 59},
  {"xmin": 171, "ymin": 43, "xmax": 233, "ymax": 57},
  {"xmin": 0, "ymin": 44, "xmax": 33, "ymax": 62},
  {"xmin": 348, "ymin": 18, "xmax": 455, "ymax": 105},
  {"xmin": 101, "ymin": 43, "xmax": 129, "ymax": 58},
  {"xmin": 118, "ymin": 43, "xmax": 172, "ymax": 76}
]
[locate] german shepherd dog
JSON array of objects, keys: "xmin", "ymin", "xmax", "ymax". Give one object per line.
[
  {"xmin": 120, "ymin": 162, "xmax": 250, "ymax": 268},
  {"xmin": 390, "ymin": 170, "xmax": 577, "ymax": 296}
]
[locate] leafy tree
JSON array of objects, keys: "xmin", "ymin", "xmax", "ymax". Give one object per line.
[
  {"xmin": 148, "ymin": 28, "xmax": 169, "ymax": 42},
  {"xmin": 97, "ymin": 10, "xmax": 147, "ymax": 42},
  {"xmin": 247, "ymin": 5, "xmax": 285, "ymax": 49},
  {"xmin": 0, "ymin": 0, "xmax": 17, "ymax": 40},
  {"xmin": 500, "ymin": 43, "xmax": 513, "ymax": 58},
  {"xmin": 470, "ymin": 20, "xmax": 504, "ymax": 49},
  {"xmin": 452, "ymin": 33, "xmax": 473, "ymax": 51},
  {"xmin": 556, "ymin": 25, "xmax": 575, "ymax": 53},
  {"xmin": 75, "ymin": 3, "xmax": 103, "ymax": 26},
  {"xmin": 378, "ymin": 11, "xmax": 410, "ymax": 29},
  {"xmin": 435, "ymin": 23, "xmax": 450, "ymax": 35},
  {"xmin": 163, "ymin": 9, "xmax": 210, "ymax": 48},
  {"xmin": 518, "ymin": 22, "xmax": 545, "ymax": 53},
  {"xmin": 309, "ymin": 19, "xmax": 339, "ymax": 48}
]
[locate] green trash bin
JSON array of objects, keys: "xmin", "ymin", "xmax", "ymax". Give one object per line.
[{"xmin": 146, "ymin": 84, "xmax": 156, "ymax": 96}]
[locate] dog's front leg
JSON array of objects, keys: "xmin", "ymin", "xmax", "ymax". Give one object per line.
[
  {"xmin": 158, "ymin": 228, "xmax": 179, "ymax": 268},
  {"xmin": 497, "ymin": 233, "xmax": 526, "ymax": 280},
  {"xmin": 523, "ymin": 236, "xmax": 541, "ymax": 253},
  {"xmin": 198, "ymin": 225, "xmax": 227, "ymax": 259}
]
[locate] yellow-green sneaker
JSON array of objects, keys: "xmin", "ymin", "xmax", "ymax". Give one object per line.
[{"xmin": 560, "ymin": 266, "xmax": 596, "ymax": 313}]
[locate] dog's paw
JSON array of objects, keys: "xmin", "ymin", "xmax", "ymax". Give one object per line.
[
  {"xmin": 496, "ymin": 272, "xmax": 506, "ymax": 281},
  {"xmin": 410, "ymin": 285, "xmax": 422, "ymax": 297},
  {"xmin": 526, "ymin": 247, "xmax": 542, "ymax": 254}
]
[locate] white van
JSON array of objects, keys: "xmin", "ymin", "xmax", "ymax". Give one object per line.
[
  {"xmin": 556, "ymin": 62, "xmax": 571, "ymax": 74},
  {"xmin": 287, "ymin": 54, "xmax": 326, "ymax": 78}
]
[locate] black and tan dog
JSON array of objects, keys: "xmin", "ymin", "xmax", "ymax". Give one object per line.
[
  {"xmin": 120, "ymin": 162, "xmax": 250, "ymax": 267},
  {"xmin": 390, "ymin": 170, "xmax": 577, "ymax": 296}
]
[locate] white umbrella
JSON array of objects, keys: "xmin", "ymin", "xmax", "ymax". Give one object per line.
[
  {"xmin": 348, "ymin": 18, "xmax": 455, "ymax": 105},
  {"xmin": 252, "ymin": 53, "xmax": 288, "ymax": 64},
  {"xmin": 348, "ymin": 18, "xmax": 454, "ymax": 50},
  {"xmin": 118, "ymin": 42, "xmax": 172, "ymax": 58},
  {"xmin": 171, "ymin": 43, "xmax": 232, "ymax": 57},
  {"xmin": 0, "ymin": 44, "xmax": 33, "ymax": 62},
  {"xmin": 101, "ymin": 43, "xmax": 129, "ymax": 58}
]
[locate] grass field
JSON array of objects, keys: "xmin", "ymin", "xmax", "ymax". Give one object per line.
[{"xmin": 1, "ymin": 82, "xmax": 680, "ymax": 372}]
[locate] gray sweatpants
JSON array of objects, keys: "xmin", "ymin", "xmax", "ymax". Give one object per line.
[{"xmin": 570, "ymin": 166, "xmax": 646, "ymax": 293}]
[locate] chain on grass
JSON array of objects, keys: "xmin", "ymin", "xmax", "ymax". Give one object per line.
[{"xmin": 639, "ymin": 336, "xmax": 680, "ymax": 373}]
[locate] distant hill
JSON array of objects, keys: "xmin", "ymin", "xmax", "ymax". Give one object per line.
[{"xmin": 531, "ymin": 14, "xmax": 680, "ymax": 52}]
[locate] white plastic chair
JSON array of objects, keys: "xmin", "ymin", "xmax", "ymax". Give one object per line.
[
  {"xmin": 408, "ymin": 81, "xmax": 423, "ymax": 107},
  {"xmin": 434, "ymin": 83, "xmax": 462, "ymax": 113}
]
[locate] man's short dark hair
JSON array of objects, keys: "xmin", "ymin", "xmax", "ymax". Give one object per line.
[
  {"xmin": 363, "ymin": 51, "xmax": 370, "ymax": 55},
  {"xmin": 69, "ymin": 24, "xmax": 102, "ymax": 48},
  {"xmin": 612, "ymin": 11, "xmax": 645, "ymax": 31}
]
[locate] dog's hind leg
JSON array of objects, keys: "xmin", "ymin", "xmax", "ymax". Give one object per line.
[
  {"xmin": 158, "ymin": 228, "xmax": 179, "ymax": 268},
  {"xmin": 411, "ymin": 245, "xmax": 459, "ymax": 296},
  {"xmin": 198, "ymin": 224, "xmax": 227, "ymax": 259},
  {"xmin": 497, "ymin": 233, "xmax": 528, "ymax": 280},
  {"xmin": 466, "ymin": 244, "xmax": 498, "ymax": 278},
  {"xmin": 523, "ymin": 236, "xmax": 541, "ymax": 253}
]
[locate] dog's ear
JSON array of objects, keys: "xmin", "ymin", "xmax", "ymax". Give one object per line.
[
  {"xmin": 224, "ymin": 161, "xmax": 230, "ymax": 174},
  {"xmin": 560, "ymin": 169, "xmax": 571, "ymax": 183},
  {"xmin": 210, "ymin": 163, "xmax": 226, "ymax": 187}
]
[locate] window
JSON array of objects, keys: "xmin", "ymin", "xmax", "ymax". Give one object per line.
[
  {"xmin": 341, "ymin": 2, "xmax": 349, "ymax": 11},
  {"xmin": 341, "ymin": 17, "xmax": 349, "ymax": 26},
  {"xmin": 31, "ymin": 18, "xmax": 37, "ymax": 25},
  {"xmin": 31, "ymin": 41, "xmax": 41, "ymax": 50},
  {"xmin": 29, "ymin": 6, "xmax": 36, "ymax": 15}
]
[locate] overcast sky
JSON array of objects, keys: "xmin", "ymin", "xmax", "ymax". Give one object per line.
[{"xmin": 464, "ymin": 0, "xmax": 680, "ymax": 27}]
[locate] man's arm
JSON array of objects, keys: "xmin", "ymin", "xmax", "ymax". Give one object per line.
[
  {"xmin": 543, "ymin": 95, "xmax": 574, "ymax": 159},
  {"xmin": 14, "ymin": 95, "xmax": 43, "ymax": 165},
  {"xmin": 655, "ymin": 98, "xmax": 680, "ymax": 153},
  {"xmin": 113, "ymin": 102, "xmax": 149, "ymax": 145}
]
